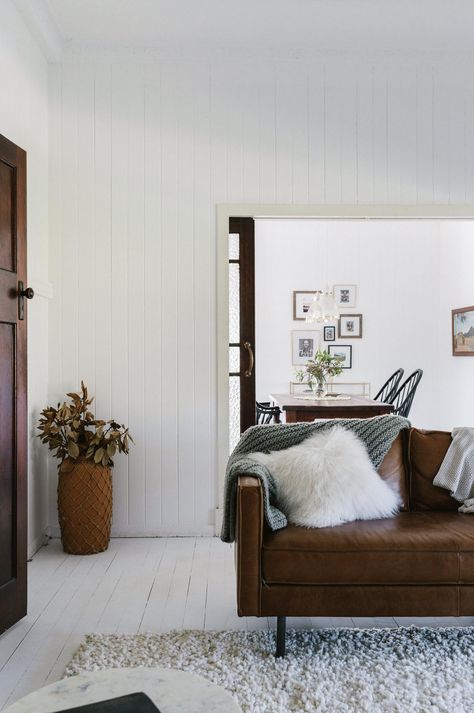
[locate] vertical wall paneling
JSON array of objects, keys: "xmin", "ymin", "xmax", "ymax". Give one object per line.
[
  {"xmin": 465, "ymin": 71, "xmax": 474, "ymax": 204},
  {"xmin": 447, "ymin": 66, "xmax": 467, "ymax": 203},
  {"xmin": 192, "ymin": 63, "xmax": 215, "ymax": 525},
  {"xmin": 127, "ymin": 63, "xmax": 146, "ymax": 528},
  {"xmin": 49, "ymin": 54, "xmax": 474, "ymax": 536},
  {"xmin": 432, "ymin": 62, "xmax": 451, "ymax": 204},
  {"xmin": 416, "ymin": 62, "xmax": 434, "ymax": 203},
  {"xmin": 94, "ymin": 63, "xmax": 113, "ymax": 422},
  {"xmin": 143, "ymin": 63, "xmax": 163, "ymax": 529},
  {"xmin": 323, "ymin": 62, "xmax": 343, "ymax": 203},
  {"xmin": 159, "ymin": 62, "xmax": 180, "ymax": 528},
  {"xmin": 275, "ymin": 61, "xmax": 297, "ymax": 203},
  {"xmin": 225, "ymin": 62, "xmax": 244, "ymax": 203},
  {"xmin": 176, "ymin": 63, "xmax": 196, "ymax": 528},
  {"xmin": 339, "ymin": 64, "xmax": 358, "ymax": 204},
  {"xmin": 372, "ymin": 62, "xmax": 389, "ymax": 204},
  {"xmin": 76, "ymin": 64, "xmax": 96, "ymax": 394},
  {"xmin": 291, "ymin": 63, "xmax": 310, "ymax": 203},
  {"xmin": 241, "ymin": 62, "xmax": 260, "ymax": 202},
  {"xmin": 307, "ymin": 64, "xmax": 325, "ymax": 203},
  {"xmin": 394, "ymin": 63, "xmax": 417, "ymax": 205},
  {"xmin": 47, "ymin": 63, "xmax": 64, "ymax": 526},
  {"xmin": 256, "ymin": 62, "xmax": 277, "ymax": 204},
  {"xmin": 60, "ymin": 62, "xmax": 80, "ymax": 392},
  {"xmin": 210, "ymin": 64, "xmax": 229, "ymax": 207},
  {"xmin": 355, "ymin": 63, "xmax": 374, "ymax": 204},
  {"xmin": 109, "ymin": 60, "xmax": 132, "ymax": 530}
]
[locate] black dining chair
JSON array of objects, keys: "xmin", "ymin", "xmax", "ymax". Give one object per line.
[
  {"xmin": 256, "ymin": 401, "xmax": 281, "ymax": 425},
  {"xmin": 389, "ymin": 369, "xmax": 423, "ymax": 418},
  {"xmin": 374, "ymin": 368, "xmax": 404, "ymax": 404}
]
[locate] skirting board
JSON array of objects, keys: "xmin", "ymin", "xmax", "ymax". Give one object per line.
[
  {"xmin": 47, "ymin": 525, "xmax": 216, "ymax": 538},
  {"xmin": 28, "ymin": 531, "xmax": 50, "ymax": 559}
]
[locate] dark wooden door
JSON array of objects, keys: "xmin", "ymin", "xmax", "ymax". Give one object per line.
[
  {"xmin": 0, "ymin": 135, "xmax": 28, "ymax": 634},
  {"xmin": 228, "ymin": 218, "xmax": 255, "ymax": 442}
]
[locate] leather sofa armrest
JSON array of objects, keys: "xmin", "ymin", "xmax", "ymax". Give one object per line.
[{"xmin": 235, "ymin": 475, "xmax": 263, "ymax": 616}]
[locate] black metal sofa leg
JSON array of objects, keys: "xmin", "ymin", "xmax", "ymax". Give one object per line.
[{"xmin": 276, "ymin": 616, "xmax": 286, "ymax": 658}]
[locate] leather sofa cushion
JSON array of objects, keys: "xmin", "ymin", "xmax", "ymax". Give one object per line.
[
  {"xmin": 262, "ymin": 512, "xmax": 474, "ymax": 585},
  {"xmin": 377, "ymin": 433, "xmax": 409, "ymax": 510},
  {"xmin": 409, "ymin": 429, "xmax": 458, "ymax": 511}
]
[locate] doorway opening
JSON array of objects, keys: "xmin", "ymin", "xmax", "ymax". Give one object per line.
[
  {"xmin": 217, "ymin": 205, "xmax": 474, "ymax": 530},
  {"xmin": 226, "ymin": 215, "xmax": 474, "ymax": 441}
]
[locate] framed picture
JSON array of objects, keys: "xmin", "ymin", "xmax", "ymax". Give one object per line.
[
  {"xmin": 328, "ymin": 344, "xmax": 352, "ymax": 369},
  {"xmin": 291, "ymin": 330, "xmax": 319, "ymax": 365},
  {"xmin": 333, "ymin": 284, "xmax": 357, "ymax": 308},
  {"xmin": 293, "ymin": 291, "xmax": 316, "ymax": 320},
  {"xmin": 324, "ymin": 325, "xmax": 336, "ymax": 342},
  {"xmin": 338, "ymin": 314, "xmax": 363, "ymax": 339},
  {"xmin": 452, "ymin": 306, "xmax": 474, "ymax": 356}
]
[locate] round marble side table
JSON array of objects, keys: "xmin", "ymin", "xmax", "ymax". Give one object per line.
[{"xmin": 4, "ymin": 667, "xmax": 242, "ymax": 713}]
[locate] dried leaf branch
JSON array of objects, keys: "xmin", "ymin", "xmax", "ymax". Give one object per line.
[{"xmin": 37, "ymin": 381, "xmax": 133, "ymax": 467}]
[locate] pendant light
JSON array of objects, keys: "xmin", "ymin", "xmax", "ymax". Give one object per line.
[
  {"xmin": 305, "ymin": 288, "xmax": 340, "ymax": 324},
  {"xmin": 305, "ymin": 226, "xmax": 340, "ymax": 324}
]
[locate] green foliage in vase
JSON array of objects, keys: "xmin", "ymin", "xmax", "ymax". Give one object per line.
[
  {"xmin": 37, "ymin": 381, "xmax": 133, "ymax": 466},
  {"xmin": 296, "ymin": 349, "xmax": 344, "ymax": 385}
]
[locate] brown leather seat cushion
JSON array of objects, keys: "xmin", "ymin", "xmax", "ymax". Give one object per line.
[
  {"xmin": 409, "ymin": 429, "xmax": 458, "ymax": 511},
  {"xmin": 377, "ymin": 432, "xmax": 409, "ymax": 510},
  {"xmin": 262, "ymin": 512, "xmax": 474, "ymax": 585}
]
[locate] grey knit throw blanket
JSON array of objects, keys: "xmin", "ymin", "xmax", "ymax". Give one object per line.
[{"xmin": 221, "ymin": 414, "xmax": 410, "ymax": 543}]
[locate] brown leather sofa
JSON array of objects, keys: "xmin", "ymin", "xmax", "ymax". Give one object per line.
[{"xmin": 235, "ymin": 428, "xmax": 474, "ymax": 656}]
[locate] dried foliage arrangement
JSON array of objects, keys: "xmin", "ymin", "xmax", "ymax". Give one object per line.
[
  {"xmin": 295, "ymin": 349, "xmax": 344, "ymax": 387},
  {"xmin": 37, "ymin": 381, "xmax": 132, "ymax": 467}
]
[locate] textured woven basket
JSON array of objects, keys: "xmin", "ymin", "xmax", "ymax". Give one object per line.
[{"xmin": 58, "ymin": 459, "xmax": 112, "ymax": 555}]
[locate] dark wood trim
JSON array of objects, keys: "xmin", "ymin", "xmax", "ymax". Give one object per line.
[
  {"xmin": 229, "ymin": 217, "xmax": 256, "ymax": 433},
  {"xmin": 452, "ymin": 306, "xmax": 474, "ymax": 356},
  {"xmin": 270, "ymin": 393, "xmax": 393, "ymax": 423},
  {"xmin": 0, "ymin": 134, "xmax": 27, "ymax": 634}
]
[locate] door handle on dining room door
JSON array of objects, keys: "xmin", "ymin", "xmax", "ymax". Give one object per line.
[{"xmin": 243, "ymin": 342, "xmax": 254, "ymax": 377}]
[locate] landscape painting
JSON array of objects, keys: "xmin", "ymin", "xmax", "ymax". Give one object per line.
[{"xmin": 452, "ymin": 306, "xmax": 474, "ymax": 356}]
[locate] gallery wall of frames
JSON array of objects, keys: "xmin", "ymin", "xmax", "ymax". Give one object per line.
[{"xmin": 254, "ymin": 218, "xmax": 474, "ymax": 430}]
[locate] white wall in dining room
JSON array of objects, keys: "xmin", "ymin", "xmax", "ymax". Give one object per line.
[
  {"xmin": 0, "ymin": 0, "xmax": 51, "ymax": 555},
  {"xmin": 255, "ymin": 219, "xmax": 442, "ymax": 429},
  {"xmin": 437, "ymin": 221, "xmax": 474, "ymax": 430},
  {"xmin": 48, "ymin": 49, "xmax": 474, "ymax": 535}
]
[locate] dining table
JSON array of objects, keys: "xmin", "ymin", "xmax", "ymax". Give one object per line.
[{"xmin": 269, "ymin": 393, "xmax": 394, "ymax": 422}]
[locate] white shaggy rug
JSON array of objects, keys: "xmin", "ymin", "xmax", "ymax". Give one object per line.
[{"xmin": 66, "ymin": 628, "xmax": 474, "ymax": 713}]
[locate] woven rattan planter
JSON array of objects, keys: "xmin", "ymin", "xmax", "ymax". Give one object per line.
[{"xmin": 58, "ymin": 458, "xmax": 112, "ymax": 555}]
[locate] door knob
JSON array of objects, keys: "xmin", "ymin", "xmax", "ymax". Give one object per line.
[
  {"xmin": 18, "ymin": 281, "xmax": 34, "ymax": 320},
  {"xmin": 20, "ymin": 285, "xmax": 35, "ymax": 300}
]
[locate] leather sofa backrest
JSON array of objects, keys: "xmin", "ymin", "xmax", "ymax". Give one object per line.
[
  {"xmin": 377, "ymin": 433, "xmax": 409, "ymax": 510},
  {"xmin": 408, "ymin": 428, "xmax": 458, "ymax": 511}
]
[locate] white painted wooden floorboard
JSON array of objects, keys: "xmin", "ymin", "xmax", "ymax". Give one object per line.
[{"xmin": 2, "ymin": 537, "xmax": 474, "ymax": 711}]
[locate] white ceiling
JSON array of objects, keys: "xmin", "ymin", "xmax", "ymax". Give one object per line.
[{"xmin": 22, "ymin": 0, "xmax": 474, "ymax": 58}]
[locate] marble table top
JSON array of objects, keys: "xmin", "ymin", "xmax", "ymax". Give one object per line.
[{"xmin": 4, "ymin": 667, "xmax": 242, "ymax": 713}]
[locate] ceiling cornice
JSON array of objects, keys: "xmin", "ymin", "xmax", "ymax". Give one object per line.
[{"xmin": 13, "ymin": 0, "xmax": 63, "ymax": 62}]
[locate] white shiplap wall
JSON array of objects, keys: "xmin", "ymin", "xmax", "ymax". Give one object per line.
[
  {"xmin": 49, "ymin": 52, "xmax": 474, "ymax": 535},
  {"xmin": 0, "ymin": 0, "xmax": 51, "ymax": 556}
]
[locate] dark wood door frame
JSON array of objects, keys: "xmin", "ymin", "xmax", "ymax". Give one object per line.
[
  {"xmin": 229, "ymin": 217, "xmax": 255, "ymax": 433},
  {"xmin": 0, "ymin": 134, "xmax": 28, "ymax": 634}
]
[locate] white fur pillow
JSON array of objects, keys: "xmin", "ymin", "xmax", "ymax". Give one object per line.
[{"xmin": 248, "ymin": 426, "xmax": 400, "ymax": 528}]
